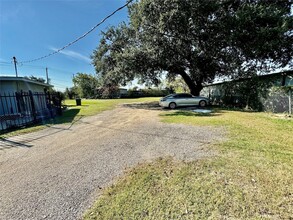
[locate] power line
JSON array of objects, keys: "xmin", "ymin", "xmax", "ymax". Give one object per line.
[
  {"xmin": 49, "ymin": 67, "xmax": 75, "ymax": 75},
  {"xmin": 20, "ymin": 0, "xmax": 133, "ymax": 64},
  {"xmin": 0, "ymin": 61, "xmax": 11, "ymax": 64},
  {"xmin": 16, "ymin": 63, "xmax": 76, "ymax": 76},
  {"xmin": 50, "ymin": 78, "xmax": 72, "ymax": 83},
  {"xmin": 23, "ymin": 64, "xmax": 70, "ymax": 74},
  {"xmin": 18, "ymin": 64, "xmax": 47, "ymax": 69},
  {"xmin": 0, "ymin": 63, "xmax": 12, "ymax": 67}
]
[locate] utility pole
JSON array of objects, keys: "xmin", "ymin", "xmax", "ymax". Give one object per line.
[
  {"xmin": 13, "ymin": 56, "xmax": 18, "ymax": 77},
  {"xmin": 46, "ymin": 67, "xmax": 49, "ymax": 84},
  {"xmin": 13, "ymin": 56, "xmax": 20, "ymax": 92}
]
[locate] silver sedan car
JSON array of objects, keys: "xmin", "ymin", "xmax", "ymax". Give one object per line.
[{"xmin": 159, "ymin": 93, "xmax": 210, "ymax": 109}]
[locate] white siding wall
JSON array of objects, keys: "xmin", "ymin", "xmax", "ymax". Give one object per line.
[
  {"xmin": 0, "ymin": 81, "xmax": 18, "ymax": 93},
  {"xmin": 0, "ymin": 81, "xmax": 47, "ymax": 93},
  {"xmin": 0, "ymin": 81, "xmax": 49, "ymax": 115}
]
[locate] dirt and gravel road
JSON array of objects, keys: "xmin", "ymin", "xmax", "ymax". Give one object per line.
[{"xmin": 0, "ymin": 103, "xmax": 225, "ymax": 220}]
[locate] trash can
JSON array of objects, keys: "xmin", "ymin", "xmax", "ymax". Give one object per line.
[{"xmin": 76, "ymin": 98, "xmax": 81, "ymax": 106}]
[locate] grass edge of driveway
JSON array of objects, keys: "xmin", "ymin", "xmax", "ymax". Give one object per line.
[{"xmin": 84, "ymin": 110, "xmax": 293, "ymax": 219}]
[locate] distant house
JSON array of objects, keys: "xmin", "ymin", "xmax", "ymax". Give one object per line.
[
  {"xmin": 201, "ymin": 70, "xmax": 293, "ymax": 113},
  {"xmin": 96, "ymin": 87, "xmax": 128, "ymax": 98},
  {"xmin": 0, "ymin": 76, "xmax": 55, "ymax": 131},
  {"xmin": 118, "ymin": 88, "xmax": 128, "ymax": 97}
]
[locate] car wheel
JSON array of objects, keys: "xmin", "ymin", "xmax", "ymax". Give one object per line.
[
  {"xmin": 199, "ymin": 100, "xmax": 207, "ymax": 107},
  {"xmin": 169, "ymin": 102, "xmax": 176, "ymax": 109}
]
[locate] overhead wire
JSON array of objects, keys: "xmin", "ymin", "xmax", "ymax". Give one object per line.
[
  {"xmin": 49, "ymin": 67, "xmax": 76, "ymax": 75},
  {"xmin": 19, "ymin": 64, "xmax": 74, "ymax": 76},
  {"xmin": 50, "ymin": 78, "xmax": 73, "ymax": 84},
  {"xmin": 0, "ymin": 61, "xmax": 12, "ymax": 64},
  {"xmin": 0, "ymin": 63, "xmax": 12, "ymax": 67},
  {"xmin": 19, "ymin": 0, "xmax": 134, "ymax": 64},
  {"xmin": 18, "ymin": 64, "xmax": 47, "ymax": 69}
]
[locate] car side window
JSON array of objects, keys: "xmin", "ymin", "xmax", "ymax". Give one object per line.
[
  {"xmin": 178, "ymin": 94, "xmax": 192, "ymax": 98},
  {"xmin": 175, "ymin": 94, "xmax": 184, "ymax": 98},
  {"xmin": 184, "ymin": 94, "xmax": 193, "ymax": 98},
  {"xmin": 173, "ymin": 94, "xmax": 192, "ymax": 98}
]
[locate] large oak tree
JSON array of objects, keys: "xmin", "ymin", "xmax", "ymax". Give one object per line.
[{"xmin": 92, "ymin": 0, "xmax": 292, "ymax": 95}]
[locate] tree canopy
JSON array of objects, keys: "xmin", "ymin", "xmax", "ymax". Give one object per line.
[
  {"xmin": 92, "ymin": 0, "xmax": 292, "ymax": 95},
  {"xmin": 72, "ymin": 73, "xmax": 100, "ymax": 98}
]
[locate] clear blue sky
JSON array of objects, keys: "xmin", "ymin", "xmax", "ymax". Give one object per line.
[{"xmin": 0, "ymin": 0, "xmax": 129, "ymax": 91}]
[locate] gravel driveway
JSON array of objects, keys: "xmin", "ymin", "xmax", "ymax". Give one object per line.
[{"xmin": 0, "ymin": 103, "xmax": 225, "ymax": 220}]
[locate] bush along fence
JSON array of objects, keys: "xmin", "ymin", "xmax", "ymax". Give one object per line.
[{"xmin": 0, "ymin": 90, "xmax": 63, "ymax": 132}]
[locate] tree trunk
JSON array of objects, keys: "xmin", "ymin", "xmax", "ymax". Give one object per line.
[{"xmin": 178, "ymin": 70, "xmax": 203, "ymax": 96}]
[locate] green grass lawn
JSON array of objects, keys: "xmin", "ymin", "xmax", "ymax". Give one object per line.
[
  {"xmin": 0, "ymin": 97, "xmax": 159, "ymax": 138},
  {"xmin": 63, "ymin": 97, "xmax": 158, "ymax": 118},
  {"xmin": 84, "ymin": 110, "xmax": 293, "ymax": 219}
]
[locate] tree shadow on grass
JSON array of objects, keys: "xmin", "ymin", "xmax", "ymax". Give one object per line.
[
  {"xmin": 64, "ymin": 104, "xmax": 89, "ymax": 108},
  {"xmin": 212, "ymin": 106, "xmax": 260, "ymax": 113},
  {"xmin": 0, "ymin": 109, "xmax": 82, "ymax": 151},
  {"xmin": 123, "ymin": 101, "xmax": 167, "ymax": 111},
  {"xmin": 163, "ymin": 110, "xmax": 222, "ymax": 117},
  {"xmin": 123, "ymin": 102, "xmax": 222, "ymax": 117},
  {"xmin": 51, "ymin": 108, "xmax": 81, "ymax": 125},
  {"xmin": 0, "ymin": 109, "xmax": 81, "ymax": 138}
]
